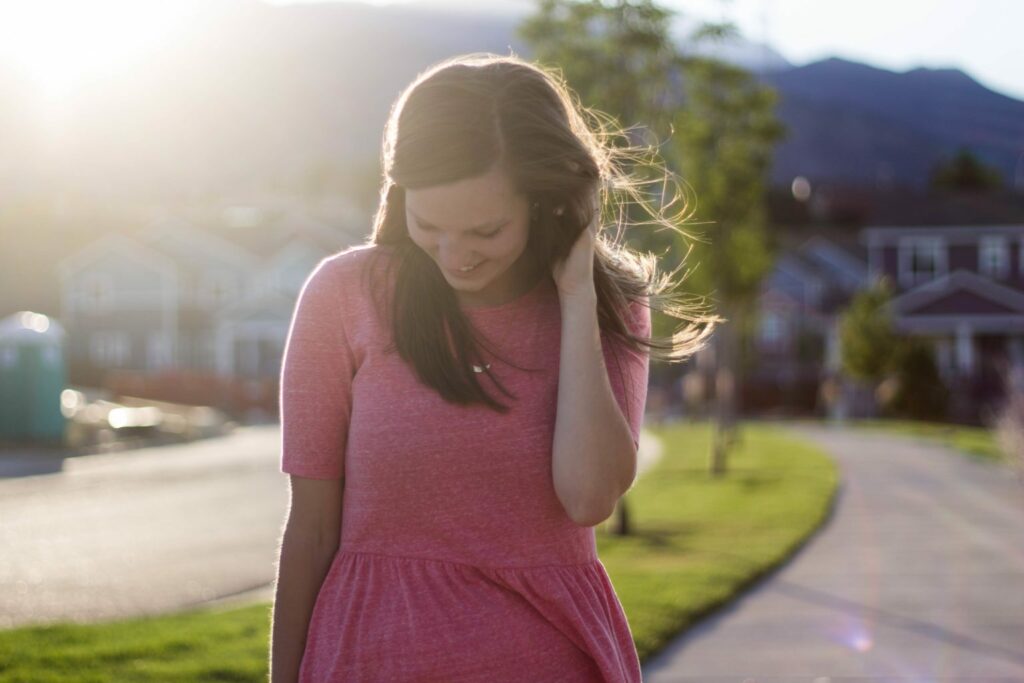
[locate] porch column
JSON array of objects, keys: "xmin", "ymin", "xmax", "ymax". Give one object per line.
[{"xmin": 955, "ymin": 322, "xmax": 974, "ymax": 377}]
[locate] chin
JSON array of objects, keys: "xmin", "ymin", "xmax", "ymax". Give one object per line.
[{"xmin": 445, "ymin": 274, "xmax": 491, "ymax": 291}]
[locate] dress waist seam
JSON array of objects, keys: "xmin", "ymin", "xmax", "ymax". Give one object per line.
[{"xmin": 338, "ymin": 548, "xmax": 599, "ymax": 571}]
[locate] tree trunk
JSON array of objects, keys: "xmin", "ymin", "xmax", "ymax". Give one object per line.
[
  {"xmin": 709, "ymin": 305, "xmax": 739, "ymax": 477},
  {"xmin": 609, "ymin": 496, "xmax": 631, "ymax": 536}
]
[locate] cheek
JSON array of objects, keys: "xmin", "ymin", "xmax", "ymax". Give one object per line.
[
  {"xmin": 488, "ymin": 234, "xmax": 523, "ymax": 261},
  {"xmin": 407, "ymin": 228, "xmax": 434, "ymax": 253},
  {"xmin": 504, "ymin": 225, "xmax": 531, "ymax": 257}
]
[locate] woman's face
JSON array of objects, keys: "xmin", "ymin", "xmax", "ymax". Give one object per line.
[{"xmin": 405, "ymin": 164, "xmax": 534, "ymax": 307}]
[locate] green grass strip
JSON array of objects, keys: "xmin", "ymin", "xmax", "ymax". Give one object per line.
[{"xmin": 0, "ymin": 602, "xmax": 271, "ymax": 682}]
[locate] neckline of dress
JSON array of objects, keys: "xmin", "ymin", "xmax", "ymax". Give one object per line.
[{"xmin": 459, "ymin": 273, "xmax": 552, "ymax": 316}]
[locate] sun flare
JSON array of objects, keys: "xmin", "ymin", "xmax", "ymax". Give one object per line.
[{"xmin": 0, "ymin": 0, "xmax": 199, "ymax": 102}]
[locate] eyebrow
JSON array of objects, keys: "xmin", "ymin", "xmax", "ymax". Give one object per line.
[{"xmin": 409, "ymin": 211, "xmax": 509, "ymax": 233}]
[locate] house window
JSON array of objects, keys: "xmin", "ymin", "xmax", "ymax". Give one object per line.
[
  {"xmin": 979, "ymin": 236, "xmax": 1009, "ymax": 278},
  {"xmin": 199, "ymin": 272, "xmax": 236, "ymax": 308},
  {"xmin": 196, "ymin": 336, "xmax": 216, "ymax": 369},
  {"xmin": 90, "ymin": 331, "xmax": 131, "ymax": 367},
  {"xmin": 81, "ymin": 273, "xmax": 113, "ymax": 312},
  {"xmin": 146, "ymin": 333, "xmax": 173, "ymax": 370},
  {"xmin": 758, "ymin": 310, "xmax": 787, "ymax": 348},
  {"xmin": 899, "ymin": 237, "xmax": 947, "ymax": 285}
]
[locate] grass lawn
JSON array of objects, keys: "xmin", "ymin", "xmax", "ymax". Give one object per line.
[
  {"xmin": 0, "ymin": 603, "xmax": 271, "ymax": 683},
  {"xmin": 839, "ymin": 418, "xmax": 1005, "ymax": 463},
  {"xmin": 0, "ymin": 421, "xmax": 837, "ymax": 681},
  {"xmin": 599, "ymin": 420, "xmax": 838, "ymax": 663}
]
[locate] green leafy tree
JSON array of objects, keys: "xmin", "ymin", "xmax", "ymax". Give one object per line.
[
  {"xmin": 839, "ymin": 278, "xmax": 898, "ymax": 383},
  {"xmin": 930, "ymin": 147, "xmax": 1004, "ymax": 192},
  {"xmin": 885, "ymin": 338, "xmax": 949, "ymax": 421},
  {"xmin": 669, "ymin": 28, "xmax": 786, "ymax": 476},
  {"xmin": 519, "ymin": 0, "xmax": 679, "ymax": 143},
  {"xmin": 838, "ymin": 278, "xmax": 949, "ymax": 420}
]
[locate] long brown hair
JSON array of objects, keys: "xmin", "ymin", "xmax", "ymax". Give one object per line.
[{"xmin": 365, "ymin": 52, "xmax": 718, "ymax": 412}]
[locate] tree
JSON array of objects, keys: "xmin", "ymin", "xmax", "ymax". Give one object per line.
[
  {"xmin": 838, "ymin": 278, "xmax": 949, "ymax": 420},
  {"xmin": 519, "ymin": 0, "xmax": 680, "ymax": 144},
  {"xmin": 885, "ymin": 338, "xmax": 949, "ymax": 421},
  {"xmin": 839, "ymin": 278, "xmax": 898, "ymax": 383},
  {"xmin": 930, "ymin": 147, "xmax": 1004, "ymax": 192},
  {"xmin": 669, "ymin": 26, "xmax": 786, "ymax": 476}
]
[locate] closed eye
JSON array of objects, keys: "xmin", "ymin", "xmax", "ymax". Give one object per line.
[{"xmin": 414, "ymin": 221, "xmax": 504, "ymax": 238}]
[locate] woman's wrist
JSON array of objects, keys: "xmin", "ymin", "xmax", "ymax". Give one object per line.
[{"xmin": 557, "ymin": 282, "xmax": 598, "ymax": 314}]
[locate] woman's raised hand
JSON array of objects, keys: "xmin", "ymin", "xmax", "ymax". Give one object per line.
[{"xmin": 551, "ymin": 189, "xmax": 600, "ymax": 302}]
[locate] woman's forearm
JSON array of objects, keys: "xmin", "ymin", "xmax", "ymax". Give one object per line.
[
  {"xmin": 551, "ymin": 291, "xmax": 638, "ymax": 527},
  {"xmin": 269, "ymin": 529, "xmax": 339, "ymax": 682}
]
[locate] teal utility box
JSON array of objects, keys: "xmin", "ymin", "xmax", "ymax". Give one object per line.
[{"xmin": 0, "ymin": 311, "xmax": 68, "ymax": 444}]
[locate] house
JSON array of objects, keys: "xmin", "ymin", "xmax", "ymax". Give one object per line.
[
  {"xmin": 56, "ymin": 198, "xmax": 369, "ymax": 412},
  {"xmin": 862, "ymin": 224, "xmax": 1024, "ymax": 420},
  {"xmin": 745, "ymin": 234, "xmax": 868, "ymax": 414},
  {"xmin": 742, "ymin": 223, "xmax": 1024, "ymax": 421}
]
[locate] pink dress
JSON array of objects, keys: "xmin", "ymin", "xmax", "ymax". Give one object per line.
[{"xmin": 279, "ymin": 244, "xmax": 650, "ymax": 682}]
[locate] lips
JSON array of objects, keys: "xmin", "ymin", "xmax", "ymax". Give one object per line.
[{"xmin": 445, "ymin": 262, "xmax": 484, "ymax": 277}]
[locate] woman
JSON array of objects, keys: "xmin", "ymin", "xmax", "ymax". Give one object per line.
[{"xmin": 270, "ymin": 53, "xmax": 716, "ymax": 682}]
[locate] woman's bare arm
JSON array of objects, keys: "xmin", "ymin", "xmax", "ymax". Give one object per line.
[
  {"xmin": 269, "ymin": 475, "xmax": 344, "ymax": 683},
  {"xmin": 551, "ymin": 291, "xmax": 638, "ymax": 527}
]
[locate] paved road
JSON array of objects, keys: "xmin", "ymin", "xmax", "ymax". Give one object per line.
[
  {"xmin": 642, "ymin": 424, "xmax": 1024, "ymax": 682},
  {"xmin": 0, "ymin": 425, "xmax": 289, "ymax": 629}
]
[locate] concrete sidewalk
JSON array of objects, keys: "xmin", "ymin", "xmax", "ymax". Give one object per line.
[{"xmin": 642, "ymin": 423, "xmax": 1024, "ymax": 682}]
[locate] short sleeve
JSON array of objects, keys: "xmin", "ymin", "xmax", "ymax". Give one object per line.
[
  {"xmin": 279, "ymin": 259, "xmax": 356, "ymax": 479},
  {"xmin": 602, "ymin": 297, "xmax": 652, "ymax": 449}
]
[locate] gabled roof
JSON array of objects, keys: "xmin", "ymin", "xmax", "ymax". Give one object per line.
[
  {"xmin": 55, "ymin": 233, "xmax": 178, "ymax": 281},
  {"xmin": 138, "ymin": 214, "xmax": 260, "ymax": 273},
  {"xmin": 772, "ymin": 252, "xmax": 826, "ymax": 288},
  {"xmin": 890, "ymin": 268, "xmax": 1024, "ymax": 316},
  {"xmin": 216, "ymin": 288, "xmax": 296, "ymax": 323},
  {"xmin": 862, "ymin": 224, "xmax": 1024, "ymax": 245},
  {"xmin": 799, "ymin": 235, "xmax": 868, "ymax": 280}
]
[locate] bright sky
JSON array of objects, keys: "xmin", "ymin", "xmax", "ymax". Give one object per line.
[
  {"xmin": 2, "ymin": 0, "xmax": 1021, "ymax": 103},
  {"xmin": 674, "ymin": 0, "xmax": 1024, "ymax": 100},
  {"xmin": 346, "ymin": 0, "xmax": 1024, "ymax": 101}
]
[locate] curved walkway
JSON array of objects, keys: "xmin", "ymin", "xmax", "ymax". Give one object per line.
[{"xmin": 642, "ymin": 422, "xmax": 1024, "ymax": 682}]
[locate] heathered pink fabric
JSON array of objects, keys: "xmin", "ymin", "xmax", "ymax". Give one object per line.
[{"xmin": 279, "ymin": 244, "xmax": 650, "ymax": 682}]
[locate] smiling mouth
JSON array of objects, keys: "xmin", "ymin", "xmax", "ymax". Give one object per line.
[{"xmin": 447, "ymin": 262, "xmax": 483, "ymax": 275}]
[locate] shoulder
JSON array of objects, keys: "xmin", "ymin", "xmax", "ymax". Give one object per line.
[
  {"xmin": 304, "ymin": 243, "xmax": 399, "ymax": 300},
  {"xmin": 317, "ymin": 242, "xmax": 398, "ymax": 282},
  {"xmin": 299, "ymin": 243, "xmax": 399, "ymax": 341},
  {"xmin": 621, "ymin": 294, "xmax": 652, "ymax": 338}
]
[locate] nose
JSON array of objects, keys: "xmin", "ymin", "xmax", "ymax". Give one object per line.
[{"xmin": 437, "ymin": 235, "xmax": 474, "ymax": 269}]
